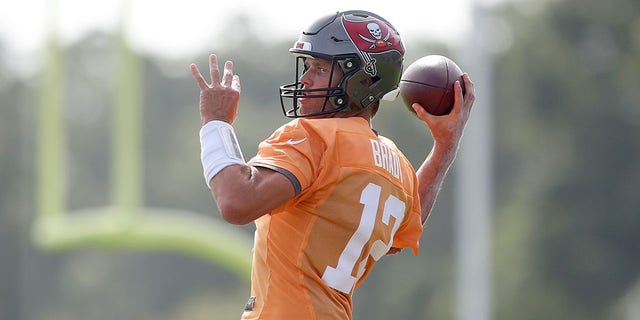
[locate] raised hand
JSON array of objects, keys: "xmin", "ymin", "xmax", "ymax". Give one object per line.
[{"xmin": 190, "ymin": 54, "xmax": 241, "ymax": 125}]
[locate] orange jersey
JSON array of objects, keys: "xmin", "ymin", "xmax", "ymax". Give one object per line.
[{"xmin": 244, "ymin": 117, "xmax": 422, "ymax": 320}]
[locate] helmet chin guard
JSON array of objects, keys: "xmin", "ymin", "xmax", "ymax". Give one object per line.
[{"xmin": 279, "ymin": 10, "xmax": 405, "ymax": 118}]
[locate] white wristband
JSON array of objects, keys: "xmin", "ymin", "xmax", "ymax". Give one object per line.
[{"xmin": 200, "ymin": 120, "xmax": 245, "ymax": 188}]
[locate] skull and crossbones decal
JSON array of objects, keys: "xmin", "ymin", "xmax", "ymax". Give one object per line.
[{"xmin": 358, "ymin": 22, "xmax": 393, "ymax": 50}]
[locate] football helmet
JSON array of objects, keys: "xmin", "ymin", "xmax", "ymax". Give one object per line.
[{"xmin": 279, "ymin": 10, "xmax": 405, "ymax": 118}]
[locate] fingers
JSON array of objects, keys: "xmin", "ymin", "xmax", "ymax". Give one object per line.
[
  {"xmin": 209, "ymin": 54, "xmax": 220, "ymax": 87},
  {"xmin": 190, "ymin": 63, "xmax": 208, "ymax": 90},
  {"xmin": 450, "ymin": 73, "xmax": 475, "ymax": 116},
  {"xmin": 462, "ymin": 73, "xmax": 475, "ymax": 106},
  {"xmin": 231, "ymin": 74, "xmax": 241, "ymax": 94},
  {"xmin": 412, "ymin": 103, "xmax": 430, "ymax": 122},
  {"xmin": 454, "ymin": 79, "xmax": 463, "ymax": 104},
  {"xmin": 447, "ymin": 80, "xmax": 461, "ymax": 117},
  {"xmin": 222, "ymin": 61, "xmax": 234, "ymax": 87},
  {"xmin": 191, "ymin": 54, "xmax": 240, "ymax": 90},
  {"xmin": 457, "ymin": 73, "xmax": 475, "ymax": 116},
  {"xmin": 209, "ymin": 55, "xmax": 236, "ymax": 88}
]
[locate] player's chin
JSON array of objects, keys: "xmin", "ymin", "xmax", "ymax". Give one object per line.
[{"xmin": 297, "ymin": 100, "xmax": 318, "ymax": 115}]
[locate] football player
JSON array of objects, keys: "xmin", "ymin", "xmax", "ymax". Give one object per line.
[{"xmin": 190, "ymin": 10, "xmax": 474, "ymax": 320}]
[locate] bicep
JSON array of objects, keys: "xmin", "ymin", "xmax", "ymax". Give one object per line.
[{"xmin": 210, "ymin": 164, "xmax": 296, "ymax": 224}]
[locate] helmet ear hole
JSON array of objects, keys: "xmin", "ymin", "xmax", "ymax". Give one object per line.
[{"xmin": 360, "ymin": 76, "xmax": 380, "ymax": 88}]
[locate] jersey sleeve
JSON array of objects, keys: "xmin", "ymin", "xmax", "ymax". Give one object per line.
[
  {"xmin": 392, "ymin": 175, "xmax": 423, "ymax": 256},
  {"xmin": 248, "ymin": 120, "xmax": 322, "ymax": 195}
]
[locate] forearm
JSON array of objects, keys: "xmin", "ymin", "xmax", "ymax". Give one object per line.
[
  {"xmin": 409, "ymin": 73, "xmax": 475, "ymax": 225},
  {"xmin": 416, "ymin": 141, "xmax": 459, "ymax": 224}
]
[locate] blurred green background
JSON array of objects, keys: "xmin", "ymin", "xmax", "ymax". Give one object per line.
[{"xmin": 1, "ymin": 0, "xmax": 639, "ymax": 319}]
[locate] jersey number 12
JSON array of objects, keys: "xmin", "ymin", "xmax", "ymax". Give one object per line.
[{"xmin": 321, "ymin": 182, "xmax": 406, "ymax": 294}]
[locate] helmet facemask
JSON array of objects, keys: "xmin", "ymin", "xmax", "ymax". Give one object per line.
[{"xmin": 279, "ymin": 55, "xmax": 360, "ymax": 118}]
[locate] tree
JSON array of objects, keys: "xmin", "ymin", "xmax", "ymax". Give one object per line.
[{"xmin": 492, "ymin": 0, "xmax": 640, "ymax": 318}]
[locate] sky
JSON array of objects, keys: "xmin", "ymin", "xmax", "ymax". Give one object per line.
[{"xmin": 0, "ymin": 0, "xmax": 491, "ymax": 61}]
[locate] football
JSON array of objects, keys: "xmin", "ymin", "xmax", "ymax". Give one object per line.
[{"xmin": 399, "ymin": 55, "xmax": 465, "ymax": 116}]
